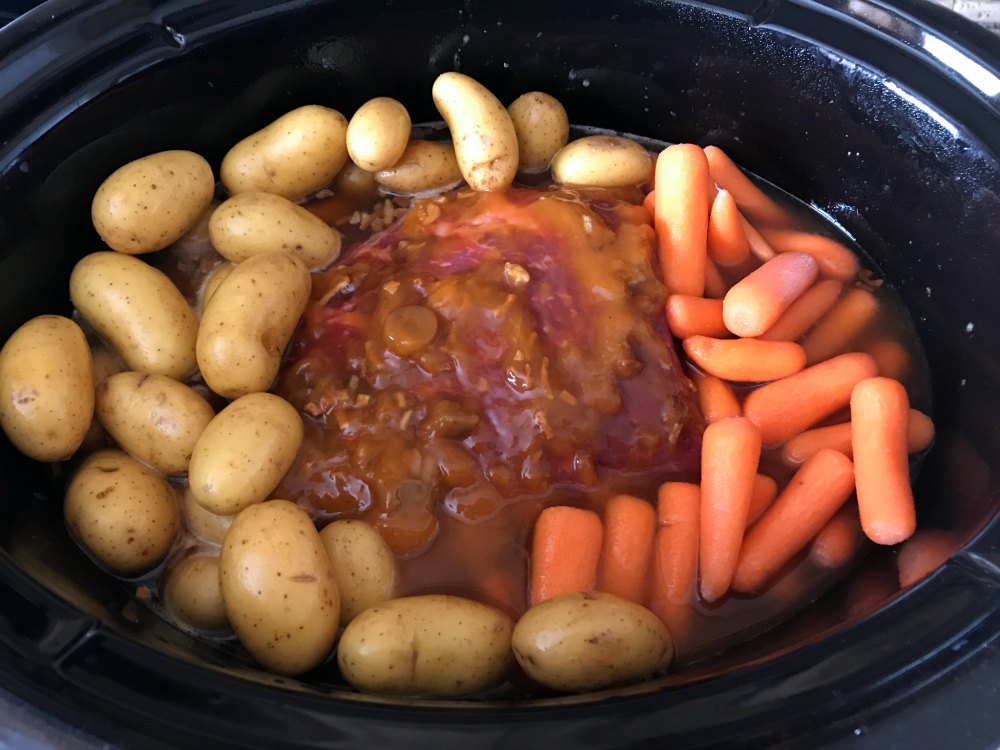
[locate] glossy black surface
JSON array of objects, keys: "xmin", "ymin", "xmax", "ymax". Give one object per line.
[{"xmin": 0, "ymin": 0, "xmax": 998, "ymax": 746}]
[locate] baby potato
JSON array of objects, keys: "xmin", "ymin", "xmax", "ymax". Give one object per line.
[
  {"xmin": 95, "ymin": 372, "xmax": 215, "ymax": 475},
  {"xmin": 333, "ymin": 162, "xmax": 378, "ymax": 200},
  {"xmin": 208, "ymin": 192, "xmax": 342, "ymax": 270},
  {"xmin": 220, "ymin": 500, "xmax": 339, "ymax": 675},
  {"xmin": 512, "ymin": 591, "xmax": 673, "ymax": 692},
  {"xmin": 0, "ymin": 316, "xmax": 93, "ymax": 462},
  {"xmin": 65, "ymin": 449, "xmax": 179, "ymax": 576},
  {"xmin": 432, "ymin": 72, "xmax": 519, "ymax": 192},
  {"xmin": 508, "ymin": 92, "xmax": 570, "ymax": 172},
  {"xmin": 164, "ymin": 553, "xmax": 229, "ymax": 632},
  {"xmin": 70, "ymin": 252, "xmax": 198, "ymax": 379},
  {"xmin": 375, "ymin": 140, "xmax": 464, "ymax": 196},
  {"xmin": 338, "ymin": 595, "xmax": 513, "ymax": 696},
  {"xmin": 551, "ymin": 136, "xmax": 653, "ymax": 188},
  {"xmin": 196, "ymin": 252, "xmax": 310, "ymax": 398},
  {"xmin": 221, "ymin": 105, "xmax": 349, "ymax": 200},
  {"xmin": 92, "ymin": 150, "xmax": 215, "ymax": 255},
  {"xmin": 319, "ymin": 520, "xmax": 396, "ymax": 625},
  {"xmin": 346, "ymin": 97, "xmax": 412, "ymax": 172},
  {"xmin": 181, "ymin": 486, "xmax": 234, "ymax": 545},
  {"xmin": 197, "ymin": 262, "xmax": 234, "ymax": 315},
  {"xmin": 188, "ymin": 393, "xmax": 303, "ymax": 516}
]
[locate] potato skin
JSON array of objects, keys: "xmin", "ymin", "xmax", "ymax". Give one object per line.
[
  {"xmin": 92, "ymin": 150, "xmax": 215, "ymax": 255},
  {"xmin": 95, "ymin": 371, "xmax": 214, "ymax": 475},
  {"xmin": 181, "ymin": 486, "xmax": 233, "ymax": 545},
  {"xmin": 65, "ymin": 449, "xmax": 179, "ymax": 576},
  {"xmin": 319, "ymin": 520, "xmax": 396, "ymax": 625},
  {"xmin": 375, "ymin": 140, "xmax": 464, "ymax": 196},
  {"xmin": 195, "ymin": 251, "xmax": 310, "ymax": 398},
  {"xmin": 164, "ymin": 553, "xmax": 229, "ymax": 632},
  {"xmin": 508, "ymin": 92, "xmax": 569, "ymax": 172},
  {"xmin": 187, "ymin": 393, "xmax": 303, "ymax": 516},
  {"xmin": 221, "ymin": 105, "xmax": 349, "ymax": 200},
  {"xmin": 511, "ymin": 591, "xmax": 673, "ymax": 692},
  {"xmin": 220, "ymin": 500, "xmax": 339, "ymax": 675},
  {"xmin": 70, "ymin": 252, "xmax": 198, "ymax": 379},
  {"xmin": 551, "ymin": 136, "xmax": 653, "ymax": 188},
  {"xmin": 0, "ymin": 315, "xmax": 93, "ymax": 461},
  {"xmin": 346, "ymin": 97, "xmax": 412, "ymax": 172},
  {"xmin": 337, "ymin": 594, "xmax": 513, "ymax": 696}
]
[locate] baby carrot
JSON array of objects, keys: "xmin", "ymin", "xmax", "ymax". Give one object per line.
[
  {"xmin": 723, "ymin": 252, "xmax": 819, "ymax": 337},
  {"xmin": 707, "ymin": 189, "xmax": 750, "ymax": 266},
  {"xmin": 801, "ymin": 287, "xmax": 879, "ymax": 364},
  {"xmin": 599, "ymin": 495, "xmax": 657, "ymax": 604},
  {"xmin": 654, "ymin": 482, "xmax": 701, "ymax": 605},
  {"xmin": 683, "ymin": 336, "xmax": 806, "ymax": 383},
  {"xmin": 743, "ymin": 352, "xmax": 878, "ymax": 445},
  {"xmin": 781, "ymin": 408, "xmax": 936, "ymax": 465},
  {"xmin": 704, "ymin": 257, "xmax": 729, "ymax": 299},
  {"xmin": 530, "ymin": 506, "xmax": 603, "ymax": 605},
  {"xmin": 643, "ymin": 190, "xmax": 656, "ymax": 220},
  {"xmin": 746, "ymin": 473, "xmax": 778, "ymax": 526},
  {"xmin": 760, "ymin": 229, "xmax": 859, "ymax": 282},
  {"xmin": 655, "ymin": 144, "xmax": 711, "ymax": 296},
  {"xmin": 867, "ymin": 338, "xmax": 912, "ymax": 381},
  {"xmin": 699, "ymin": 417, "xmax": 761, "ymax": 602},
  {"xmin": 666, "ymin": 295, "xmax": 729, "ymax": 339},
  {"xmin": 732, "ymin": 448, "xmax": 856, "ymax": 594},
  {"xmin": 897, "ymin": 529, "xmax": 959, "ymax": 588},
  {"xmin": 693, "ymin": 371, "xmax": 742, "ymax": 422},
  {"xmin": 810, "ymin": 505, "xmax": 866, "ymax": 569},
  {"xmin": 703, "ymin": 145, "xmax": 790, "ymax": 227},
  {"xmin": 741, "ymin": 215, "xmax": 777, "ymax": 262},
  {"xmin": 758, "ymin": 279, "xmax": 842, "ymax": 342},
  {"xmin": 851, "ymin": 377, "xmax": 917, "ymax": 546}
]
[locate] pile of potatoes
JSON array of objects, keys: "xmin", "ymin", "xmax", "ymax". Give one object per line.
[{"xmin": 0, "ymin": 72, "xmax": 670, "ymax": 696}]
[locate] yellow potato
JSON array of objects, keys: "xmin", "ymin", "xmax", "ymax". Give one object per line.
[
  {"xmin": 551, "ymin": 136, "xmax": 654, "ymax": 188},
  {"xmin": 319, "ymin": 520, "xmax": 396, "ymax": 625},
  {"xmin": 197, "ymin": 262, "xmax": 234, "ymax": 315},
  {"xmin": 333, "ymin": 162, "xmax": 378, "ymax": 200},
  {"xmin": 188, "ymin": 393, "xmax": 303, "ymax": 516},
  {"xmin": 208, "ymin": 192, "xmax": 342, "ymax": 270},
  {"xmin": 337, "ymin": 595, "xmax": 513, "ymax": 696},
  {"xmin": 432, "ymin": 72, "xmax": 518, "ymax": 192},
  {"xmin": 346, "ymin": 97, "xmax": 412, "ymax": 173},
  {"xmin": 220, "ymin": 500, "xmax": 339, "ymax": 675},
  {"xmin": 196, "ymin": 252, "xmax": 310, "ymax": 398},
  {"xmin": 91, "ymin": 150, "xmax": 215, "ymax": 255},
  {"xmin": 65, "ymin": 449, "xmax": 179, "ymax": 575},
  {"xmin": 95, "ymin": 372, "xmax": 215, "ymax": 475},
  {"xmin": 69, "ymin": 252, "xmax": 198, "ymax": 379},
  {"xmin": 511, "ymin": 591, "xmax": 673, "ymax": 692},
  {"xmin": 375, "ymin": 140, "xmax": 464, "ymax": 196},
  {"xmin": 221, "ymin": 105, "xmax": 349, "ymax": 200},
  {"xmin": 507, "ymin": 92, "xmax": 570, "ymax": 172},
  {"xmin": 164, "ymin": 554, "xmax": 229, "ymax": 632},
  {"xmin": 79, "ymin": 339, "xmax": 125, "ymax": 454},
  {"xmin": 0, "ymin": 316, "xmax": 93, "ymax": 461},
  {"xmin": 181, "ymin": 486, "xmax": 233, "ymax": 545}
]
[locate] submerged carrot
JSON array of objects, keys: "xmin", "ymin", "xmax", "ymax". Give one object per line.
[
  {"xmin": 599, "ymin": 495, "xmax": 657, "ymax": 604},
  {"xmin": 723, "ymin": 252, "xmax": 819, "ymax": 337},
  {"xmin": 693, "ymin": 371, "xmax": 742, "ymax": 422},
  {"xmin": 707, "ymin": 189, "xmax": 750, "ymax": 266},
  {"xmin": 704, "ymin": 257, "xmax": 729, "ymax": 299},
  {"xmin": 530, "ymin": 506, "xmax": 603, "ymax": 605},
  {"xmin": 655, "ymin": 144, "xmax": 711, "ymax": 296},
  {"xmin": 761, "ymin": 228, "xmax": 859, "ymax": 282},
  {"xmin": 801, "ymin": 287, "xmax": 879, "ymax": 364},
  {"xmin": 852, "ymin": 377, "xmax": 917, "ymax": 546},
  {"xmin": 683, "ymin": 336, "xmax": 806, "ymax": 383},
  {"xmin": 781, "ymin": 409, "xmax": 936, "ymax": 465},
  {"xmin": 741, "ymin": 215, "xmax": 777, "ymax": 262},
  {"xmin": 654, "ymin": 482, "xmax": 701, "ymax": 605},
  {"xmin": 746, "ymin": 473, "xmax": 778, "ymax": 526},
  {"xmin": 703, "ymin": 145, "xmax": 790, "ymax": 227},
  {"xmin": 666, "ymin": 295, "xmax": 729, "ymax": 339},
  {"xmin": 867, "ymin": 338, "xmax": 912, "ymax": 381},
  {"xmin": 810, "ymin": 506, "xmax": 866, "ymax": 569},
  {"xmin": 743, "ymin": 352, "xmax": 878, "ymax": 444},
  {"xmin": 758, "ymin": 279, "xmax": 842, "ymax": 342},
  {"xmin": 897, "ymin": 529, "xmax": 960, "ymax": 588},
  {"xmin": 732, "ymin": 449, "xmax": 856, "ymax": 593},
  {"xmin": 643, "ymin": 190, "xmax": 656, "ymax": 220},
  {"xmin": 699, "ymin": 417, "xmax": 761, "ymax": 602}
]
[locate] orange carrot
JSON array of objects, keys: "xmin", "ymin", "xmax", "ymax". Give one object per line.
[
  {"xmin": 666, "ymin": 295, "xmax": 729, "ymax": 339},
  {"xmin": 758, "ymin": 279, "xmax": 843, "ymax": 342},
  {"xmin": 703, "ymin": 145, "xmax": 790, "ymax": 227},
  {"xmin": 747, "ymin": 474, "xmax": 778, "ymax": 526},
  {"xmin": 810, "ymin": 505, "xmax": 866, "ymax": 569},
  {"xmin": 683, "ymin": 336, "xmax": 806, "ymax": 383},
  {"xmin": 743, "ymin": 352, "xmax": 878, "ymax": 444},
  {"xmin": 732, "ymin": 448, "xmax": 855, "ymax": 593},
  {"xmin": 699, "ymin": 417, "xmax": 761, "ymax": 602},
  {"xmin": 530, "ymin": 506, "xmax": 603, "ymax": 605},
  {"xmin": 643, "ymin": 190, "xmax": 656, "ymax": 220},
  {"xmin": 655, "ymin": 145, "xmax": 711, "ymax": 296},
  {"xmin": 781, "ymin": 409, "xmax": 936, "ymax": 465},
  {"xmin": 867, "ymin": 338, "xmax": 912, "ymax": 381},
  {"xmin": 897, "ymin": 530, "xmax": 960, "ymax": 588},
  {"xmin": 707, "ymin": 189, "xmax": 750, "ymax": 266},
  {"xmin": 851, "ymin": 377, "xmax": 917, "ymax": 546},
  {"xmin": 654, "ymin": 482, "xmax": 701, "ymax": 605},
  {"xmin": 693, "ymin": 371, "xmax": 742, "ymax": 422},
  {"xmin": 599, "ymin": 495, "xmax": 657, "ymax": 604},
  {"xmin": 722, "ymin": 252, "xmax": 819, "ymax": 337},
  {"xmin": 801, "ymin": 287, "xmax": 879, "ymax": 364},
  {"xmin": 760, "ymin": 229, "xmax": 859, "ymax": 282},
  {"xmin": 704, "ymin": 257, "xmax": 729, "ymax": 299},
  {"xmin": 741, "ymin": 215, "xmax": 777, "ymax": 262}
]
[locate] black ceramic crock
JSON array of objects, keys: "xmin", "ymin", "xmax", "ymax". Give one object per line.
[{"xmin": 0, "ymin": 0, "xmax": 998, "ymax": 747}]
